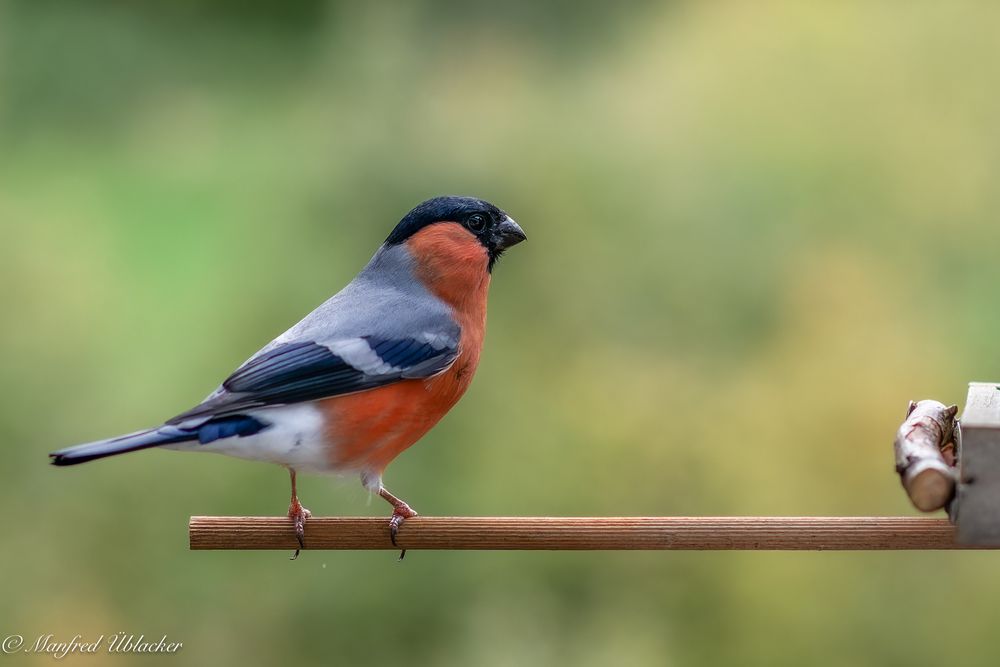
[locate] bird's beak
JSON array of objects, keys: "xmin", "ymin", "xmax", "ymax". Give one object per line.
[{"xmin": 495, "ymin": 216, "xmax": 527, "ymax": 250}]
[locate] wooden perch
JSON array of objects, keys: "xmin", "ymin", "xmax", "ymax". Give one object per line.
[
  {"xmin": 189, "ymin": 516, "xmax": 972, "ymax": 551},
  {"xmin": 894, "ymin": 400, "xmax": 959, "ymax": 511}
]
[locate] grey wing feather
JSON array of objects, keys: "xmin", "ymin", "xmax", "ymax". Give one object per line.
[{"xmin": 168, "ymin": 244, "xmax": 461, "ymax": 425}]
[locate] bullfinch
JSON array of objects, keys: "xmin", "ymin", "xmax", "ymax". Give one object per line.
[{"xmin": 50, "ymin": 196, "xmax": 526, "ymax": 558}]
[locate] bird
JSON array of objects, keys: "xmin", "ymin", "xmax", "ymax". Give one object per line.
[{"xmin": 50, "ymin": 195, "xmax": 526, "ymax": 558}]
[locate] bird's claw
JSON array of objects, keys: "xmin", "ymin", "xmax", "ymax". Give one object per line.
[
  {"xmin": 388, "ymin": 502, "xmax": 417, "ymax": 560},
  {"xmin": 288, "ymin": 502, "xmax": 311, "ymax": 560}
]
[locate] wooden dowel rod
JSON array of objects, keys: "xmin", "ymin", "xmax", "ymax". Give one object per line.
[{"xmin": 189, "ymin": 516, "xmax": 975, "ymax": 551}]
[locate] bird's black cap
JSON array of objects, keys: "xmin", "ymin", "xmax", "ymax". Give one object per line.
[{"xmin": 385, "ymin": 196, "xmax": 525, "ymax": 270}]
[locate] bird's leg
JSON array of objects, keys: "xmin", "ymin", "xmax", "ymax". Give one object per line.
[
  {"xmin": 361, "ymin": 472, "xmax": 417, "ymax": 559},
  {"xmin": 287, "ymin": 468, "xmax": 311, "ymax": 560}
]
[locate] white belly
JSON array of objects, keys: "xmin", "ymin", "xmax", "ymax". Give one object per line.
[{"xmin": 164, "ymin": 404, "xmax": 336, "ymax": 474}]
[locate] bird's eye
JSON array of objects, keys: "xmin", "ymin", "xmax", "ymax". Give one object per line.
[{"xmin": 467, "ymin": 214, "xmax": 487, "ymax": 232}]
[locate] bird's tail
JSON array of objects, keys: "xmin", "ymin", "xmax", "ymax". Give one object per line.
[{"xmin": 49, "ymin": 425, "xmax": 196, "ymax": 466}]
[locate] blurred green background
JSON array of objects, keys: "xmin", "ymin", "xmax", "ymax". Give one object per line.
[{"xmin": 2, "ymin": 1, "xmax": 1000, "ymax": 665}]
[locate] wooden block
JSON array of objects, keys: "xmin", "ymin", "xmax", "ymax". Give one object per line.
[{"xmin": 955, "ymin": 383, "xmax": 1000, "ymax": 545}]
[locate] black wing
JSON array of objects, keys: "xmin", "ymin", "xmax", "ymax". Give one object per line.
[{"xmin": 168, "ymin": 336, "xmax": 458, "ymax": 424}]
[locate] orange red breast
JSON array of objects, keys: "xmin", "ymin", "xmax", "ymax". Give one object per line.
[{"xmin": 320, "ymin": 223, "xmax": 490, "ymax": 472}]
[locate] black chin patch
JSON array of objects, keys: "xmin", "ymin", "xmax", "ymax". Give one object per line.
[{"xmin": 488, "ymin": 248, "xmax": 506, "ymax": 272}]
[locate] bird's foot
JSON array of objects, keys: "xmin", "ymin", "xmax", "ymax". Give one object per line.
[
  {"xmin": 374, "ymin": 483, "xmax": 417, "ymax": 560},
  {"xmin": 287, "ymin": 499, "xmax": 312, "ymax": 560},
  {"xmin": 388, "ymin": 501, "xmax": 417, "ymax": 560}
]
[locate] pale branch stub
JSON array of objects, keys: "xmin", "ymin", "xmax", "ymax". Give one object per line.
[{"xmin": 894, "ymin": 399, "xmax": 958, "ymax": 512}]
